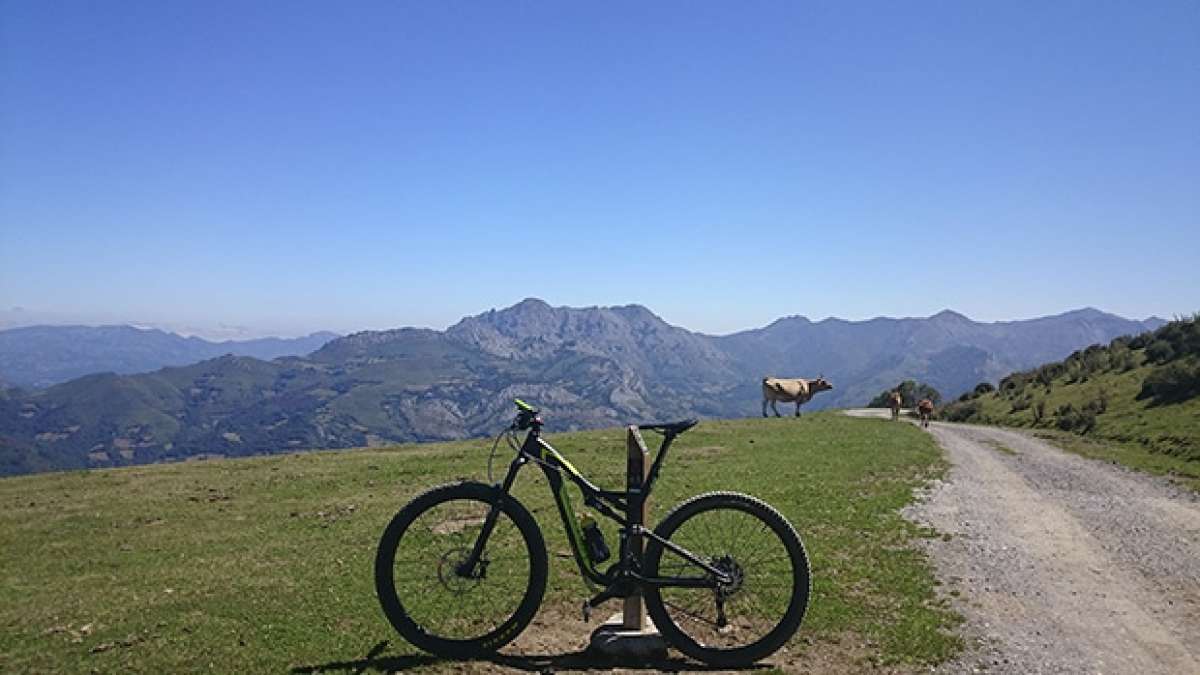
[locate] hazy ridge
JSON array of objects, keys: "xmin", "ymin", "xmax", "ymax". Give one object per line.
[
  {"xmin": 0, "ymin": 300, "xmax": 1163, "ymax": 475},
  {"xmin": 0, "ymin": 325, "xmax": 339, "ymax": 388}
]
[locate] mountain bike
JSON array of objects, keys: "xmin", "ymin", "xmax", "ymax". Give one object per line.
[{"xmin": 374, "ymin": 399, "xmax": 811, "ymax": 666}]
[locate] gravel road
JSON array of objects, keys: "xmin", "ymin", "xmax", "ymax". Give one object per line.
[{"xmin": 848, "ymin": 409, "xmax": 1200, "ymax": 674}]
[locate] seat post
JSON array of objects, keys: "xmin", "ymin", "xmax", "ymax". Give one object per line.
[
  {"xmin": 641, "ymin": 431, "xmax": 676, "ymax": 505},
  {"xmin": 623, "ymin": 425, "xmax": 651, "ymax": 630}
]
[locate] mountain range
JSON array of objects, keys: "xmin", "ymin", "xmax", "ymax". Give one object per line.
[
  {"xmin": 0, "ymin": 300, "xmax": 1163, "ymax": 475},
  {"xmin": 0, "ymin": 326, "xmax": 339, "ymax": 388}
]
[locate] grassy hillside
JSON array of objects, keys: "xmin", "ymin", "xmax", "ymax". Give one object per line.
[
  {"xmin": 941, "ymin": 316, "xmax": 1200, "ymax": 488},
  {"xmin": 0, "ymin": 414, "xmax": 960, "ymax": 673}
]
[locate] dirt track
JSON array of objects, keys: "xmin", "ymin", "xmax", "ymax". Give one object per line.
[{"xmin": 846, "ymin": 410, "xmax": 1200, "ymax": 674}]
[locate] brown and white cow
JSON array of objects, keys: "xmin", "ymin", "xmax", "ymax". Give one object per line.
[
  {"xmin": 917, "ymin": 399, "xmax": 935, "ymax": 428},
  {"xmin": 762, "ymin": 376, "xmax": 834, "ymax": 417},
  {"xmin": 888, "ymin": 391, "xmax": 903, "ymax": 420}
]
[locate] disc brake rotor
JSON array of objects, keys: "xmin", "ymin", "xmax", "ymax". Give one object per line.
[{"xmin": 437, "ymin": 547, "xmax": 484, "ymax": 593}]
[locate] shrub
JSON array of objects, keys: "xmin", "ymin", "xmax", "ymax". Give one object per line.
[
  {"xmin": 942, "ymin": 400, "xmax": 980, "ymax": 422},
  {"xmin": 1112, "ymin": 348, "xmax": 1138, "ymax": 372},
  {"xmin": 1184, "ymin": 316, "xmax": 1200, "ymax": 355},
  {"xmin": 1055, "ymin": 403, "xmax": 1096, "ymax": 434},
  {"xmin": 1055, "ymin": 404, "xmax": 1077, "ymax": 431},
  {"xmin": 1138, "ymin": 359, "xmax": 1200, "ymax": 404},
  {"xmin": 1033, "ymin": 400, "xmax": 1046, "ymax": 424},
  {"xmin": 1082, "ymin": 348, "xmax": 1108, "ymax": 375},
  {"xmin": 1078, "ymin": 409, "xmax": 1097, "ymax": 434},
  {"xmin": 1145, "ymin": 339, "xmax": 1176, "ymax": 365},
  {"xmin": 1150, "ymin": 316, "xmax": 1200, "ymax": 359},
  {"xmin": 1066, "ymin": 360, "xmax": 1090, "ymax": 382},
  {"xmin": 999, "ymin": 374, "xmax": 1030, "ymax": 398},
  {"xmin": 973, "ymin": 382, "xmax": 995, "ymax": 396},
  {"xmin": 1010, "ymin": 396, "xmax": 1031, "ymax": 413},
  {"xmin": 1036, "ymin": 368, "xmax": 1054, "ymax": 389}
]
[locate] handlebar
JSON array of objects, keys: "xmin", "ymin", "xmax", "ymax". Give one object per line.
[
  {"xmin": 500, "ymin": 400, "xmax": 698, "ymax": 506},
  {"xmin": 511, "ymin": 399, "xmax": 542, "ymax": 431}
]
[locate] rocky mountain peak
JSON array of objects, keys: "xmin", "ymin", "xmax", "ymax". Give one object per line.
[
  {"xmin": 443, "ymin": 300, "xmax": 736, "ymax": 383},
  {"xmin": 930, "ymin": 309, "xmax": 971, "ymax": 323},
  {"xmin": 511, "ymin": 296, "xmax": 552, "ymax": 311}
]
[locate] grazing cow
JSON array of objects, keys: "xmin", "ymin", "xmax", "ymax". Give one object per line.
[
  {"xmin": 917, "ymin": 399, "xmax": 934, "ymax": 428},
  {"xmin": 762, "ymin": 376, "xmax": 834, "ymax": 417},
  {"xmin": 888, "ymin": 391, "xmax": 903, "ymax": 421}
]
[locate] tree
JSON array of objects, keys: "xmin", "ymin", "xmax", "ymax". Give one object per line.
[{"xmin": 866, "ymin": 380, "xmax": 942, "ymax": 408}]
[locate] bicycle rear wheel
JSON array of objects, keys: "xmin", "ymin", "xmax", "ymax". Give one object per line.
[
  {"xmin": 374, "ymin": 482, "xmax": 547, "ymax": 657},
  {"xmin": 644, "ymin": 491, "xmax": 810, "ymax": 667}
]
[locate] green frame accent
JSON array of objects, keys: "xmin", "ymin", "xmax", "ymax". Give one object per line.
[{"xmin": 551, "ymin": 472, "xmax": 603, "ymax": 582}]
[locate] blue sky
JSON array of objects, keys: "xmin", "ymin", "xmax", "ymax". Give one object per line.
[{"xmin": 2, "ymin": 2, "xmax": 1196, "ymax": 338}]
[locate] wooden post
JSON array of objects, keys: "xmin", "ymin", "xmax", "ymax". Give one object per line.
[{"xmin": 624, "ymin": 425, "xmax": 650, "ymax": 630}]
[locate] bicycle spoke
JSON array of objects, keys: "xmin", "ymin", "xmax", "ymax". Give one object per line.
[
  {"xmin": 390, "ymin": 497, "xmax": 531, "ymax": 640},
  {"xmin": 652, "ymin": 502, "xmax": 802, "ymax": 652},
  {"xmin": 663, "ymin": 598, "xmax": 720, "ymax": 628}
]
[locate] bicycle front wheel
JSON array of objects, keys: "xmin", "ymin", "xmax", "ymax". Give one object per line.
[
  {"xmin": 644, "ymin": 491, "xmax": 810, "ymax": 667},
  {"xmin": 374, "ymin": 482, "xmax": 547, "ymax": 657}
]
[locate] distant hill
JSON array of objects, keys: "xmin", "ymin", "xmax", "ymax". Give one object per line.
[
  {"xmin": 0, "ymin": 300, "xmax": 1166, "ymax": 475},
  {"xmin": 940, "ymin": 315, "xmax": 1200, "ymax": 462},
  {"xmin": 0, "ymin": 325, "xmax": 339, "ymax": 388},
  {"xmin": 717, "ymin": 307, "xmax": 1165, "ymax": 410}
]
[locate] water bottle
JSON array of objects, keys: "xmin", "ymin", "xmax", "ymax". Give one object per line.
[{"xmin": 579, "ymin": 513, "xmax": 610, "ymax": 564}]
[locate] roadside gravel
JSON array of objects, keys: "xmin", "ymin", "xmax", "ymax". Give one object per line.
[{"xmin": 902, "ymin": 421, "xmax": 1200, "ymax": 674}]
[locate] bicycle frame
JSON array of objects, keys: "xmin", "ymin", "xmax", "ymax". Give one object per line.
[{"xmin": 461, "ymin": 420, "xmax": 729, "ymax": 601}]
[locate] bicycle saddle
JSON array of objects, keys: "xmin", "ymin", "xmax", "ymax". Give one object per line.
[{"xmin": 638, "ymin": 419, "xmax": 699, "ymax": 435}]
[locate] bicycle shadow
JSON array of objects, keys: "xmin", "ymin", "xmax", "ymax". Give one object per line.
[{"xmin": 290, "ymin": 640, "xmax": 774, "ymax": 673}]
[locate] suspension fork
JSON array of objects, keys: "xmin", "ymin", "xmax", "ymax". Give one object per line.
[{"xmin": 457, "ymin": 453, "xmax": 527, "ymax": 578}]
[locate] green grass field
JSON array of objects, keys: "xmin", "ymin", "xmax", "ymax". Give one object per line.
[{"xmin": 0, "ymin": 414, "xmax": 960, "ymax": 672}]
